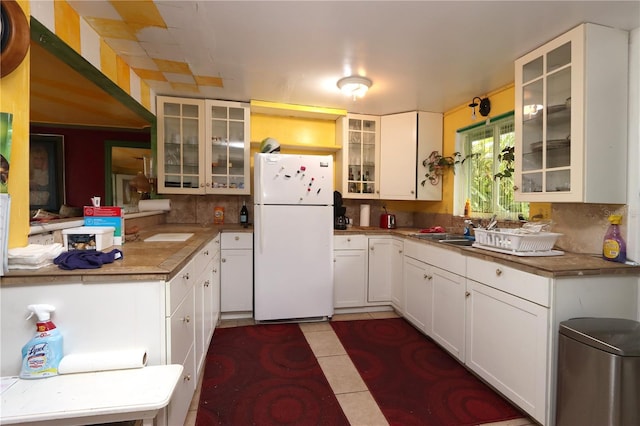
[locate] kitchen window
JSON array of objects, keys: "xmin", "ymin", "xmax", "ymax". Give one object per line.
[{"xmin": 456, "ymin": 113, "xmax": 529, "ymax": 220}]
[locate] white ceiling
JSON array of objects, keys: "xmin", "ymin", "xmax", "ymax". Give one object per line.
[{"xmin": 66, "ymin": 1, "xmax": 640, "ymax": 116}]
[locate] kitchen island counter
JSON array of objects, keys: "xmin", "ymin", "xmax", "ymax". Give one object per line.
[
  {"xmin": 335, "ymin": 227, "xmax": 640, "ymax": 278},
  {"xmin": 1, "ymin": 224, "xmax": 252, "ymax": 285}
]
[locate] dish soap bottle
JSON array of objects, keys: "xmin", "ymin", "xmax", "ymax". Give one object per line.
[
  {"xmin": 240, "ymin": 201, "xmax": 249, "ymax": 228},
  {"xmin": 20, "ymin": 304, "xmax": 63, "ymax": 379},
  {"xmin": 602, "ymin": 215, "xmax": 626, "ymax": 263}
]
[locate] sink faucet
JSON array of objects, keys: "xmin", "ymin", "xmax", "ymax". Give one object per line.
[{"xmin": 464, "ymin": 219, "xmax": 477, "ymax": 236}]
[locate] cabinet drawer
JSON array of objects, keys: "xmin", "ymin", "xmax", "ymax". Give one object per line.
[
  {"xmin": 334, "ymin": 235, "xmax": 367, "ymax": 250},
  {"xmin": 167, "ymin": 286, "xmax": 195, "ymax": 365},
  {"xmin": 167, "ymin": 261, "xmax": 195, "ymax": 314},
  {"xmin": 167, "ymin": 343, "xmax": 196, "ymax": 426},
  {"xmin": 466, "ymin": 257, "xmax": 550, "ymax": 307},
  {"xmin": 221, "ymin": 232, "xmax": 253, "ymax": 249}
]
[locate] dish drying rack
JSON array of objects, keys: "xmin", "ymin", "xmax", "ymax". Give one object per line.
[{"xmin": 473, "ymin": 228, "xmax": 564, "ymax": 256}]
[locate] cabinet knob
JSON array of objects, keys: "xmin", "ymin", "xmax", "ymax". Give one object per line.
[
  {"xmin": 235, "ymin": 236, "xmax": 240, "ymax": 241},
  {"xmin": 370, "ymin": 247, "xmax": 374, "ymax": 251},
  {"xmin": 204, "ymin": 250, "xmax": 209, "ymax": 255},
  {"xmin": 213, "ymin": 268, "xmax": 218, "ymax": 273},
  {"xmin": 182, "ymin": 316, "xmax": 191, "ymax": 323},
  {"xmin": 513, "ymin": 185, "xmax": 519, "ymax": 191},
  {"xmin": 410, "ymin": 190, "xmax": 414, "ymax": 194},
  {"xmin": 201, "ymin": 182, "xmax": 206, "ymax": 188},
  {"xmin": 183, "ymin": 272, "xmax": 190, "ymax": 280},
  {"xmin": 204, "ymin": 280, "xmax": 210, "ymax": 287},
  {"xmin": 183, "ymin": 374, "xmax": 192, "ymax": 382},
  {"xmin": 495, "ymin": 268, "xmax": 502, "ymax": 276},
  {"xmin": 424, "ymin": 274, "xmax": 432, "ymax": 280},
  {"xmin": 221, "ymin": 258, "xmax": 226, "ymax": 263},
  {"xmin": 399, "ymin": 250, "xmax": 403, "ymax": 254},
  {"xmin": 465, "ymin": 291, "xmax": 471, "ymax": 298},
  {"xmin": 347, "ymin": 238, "xmax": 351, "ymax": 242}
]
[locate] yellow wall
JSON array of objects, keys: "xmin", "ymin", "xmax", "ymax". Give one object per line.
[{"xmin": 1, "ymin": 0, "xmax": 30, "ymax": 248}]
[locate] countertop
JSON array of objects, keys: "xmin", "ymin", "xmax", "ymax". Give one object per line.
[
  {"xmin": 3, "ymin": 225, "xmax": 638, "ymax": 285},
  {"xmin": 2, "ymin": 224, "xmax": 252, "ymax": 285},
  {"xmin": 339, "ymin": 226, "xmax": 640, "ymax": 279}
]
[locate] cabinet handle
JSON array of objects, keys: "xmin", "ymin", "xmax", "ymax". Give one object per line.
[
  {"xmin": 204, "ymin": 250, "xmax": 209, "ymax": 255},
  {"xmin": 204, "ymin": 280, "xmax": 210, "ymax": 287},
  {"xmin": 183, "ymin": 374, "xmax": 192, "ymax": 382},
  {"xmin": 201, "ymin": 182, "xmax": 206, "ymax": 188},
  {"xmin": 513, "ymin": 185, "xmax": 519, "ymax": 191},
  {"xmin": 235, "ymin": 236, "xmax": 240, "ymax": 241},
  {"xmin": 370, "ymin": 247, "xmax": 374, "ymax": 251},
  {"xmin": 495, "ymin": 268, "xmax": 502, "ymax": 276},
  {"xmin": 399, "ymin": 250, "xmax": 403, "ymax": 254},
  {"xmin": 221, "ymin": 258, "xmax": 226, "ymax": 263},
  {"xmin": 465, "ymin": 291, "xmax": 471, "ymax": 297},
  {"xmin": 424, "ymin": 274, "xmax": 432, "ymax": 280},
  {"xmin": 182, "ymin": 316, "xmax": 191, "ymax": 323},
  {"xmin": 183, "ymin": 272, "xmax": 190, "ymax": 280},
  {"xmin": 213, "ymin": 268, "xmax": 217, "ymax": 273},
  {"xmin": 347, "ymin": 238, "xmax": 351, "ymax": 242},
  {"xmin": 410, "ymin": 190, "xmax": 414, "ymax": 194}
]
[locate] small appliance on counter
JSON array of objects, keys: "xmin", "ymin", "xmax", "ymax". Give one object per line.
[
  {"xmin": 380, "ymin": 207, "xmax": 396, "ymax": 229},
  {"xmin": 334, "ymin": 191, "xmax": 347, "ymax": 230}
]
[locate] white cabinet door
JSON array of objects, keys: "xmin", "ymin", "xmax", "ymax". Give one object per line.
[
  {"xmin": 380, "ymin": 112, "xmax": 417, "ymax": 200},
  {"xmin": 389, "ymin": 238, "xmax": 404, "ymax": 311},
  {"xmin": 416, "ymin": 111, "xmax": 444, "ymax": 200},
  {"xmin": 403, "ymin": 256, "xmax": 433, "ymax": 333},
  {"xmin": 465, "ymin": 279, "xmax": 548, "ymax": 423},
  {"xmin": 334, "ymin": 249, "xmax": 367, "ymax": 308},
  {"xmin": 431, "ymin": 266, "xmax": 466, "ymax": 361},
  {"xmin": 336, "ymin": 114, "xmax": 381, "ymax": 199},
  {"xmin": 220, "ymin": 249, "xmax": 253, "ymax": 312},
  {"xmin": 367, "ymin": 237, "xmax": 397, "ymax": 302}
]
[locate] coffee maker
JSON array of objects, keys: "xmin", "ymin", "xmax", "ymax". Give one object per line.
[{"xmin": 334, "ymin": 191, "xmax": 347, "ymax": 230}]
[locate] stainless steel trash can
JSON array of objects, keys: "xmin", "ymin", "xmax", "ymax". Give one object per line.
[{"xmin": 556, "ymin": 317, "xmax": 640, "ymax": 426}]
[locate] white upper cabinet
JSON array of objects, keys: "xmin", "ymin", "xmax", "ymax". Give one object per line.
[
  {"xmin": 514, "ymin": 23, "xmax": 628, "ymax": 203},
  {"xmin": 379, "ymin": 111, "xmax": 443, "ymax": 200},
  {"xmin": 336, "ymin": 114, "xmax": 381, "ymax": 199},
  {"xmin": 157, "ymin": 96, "xmax": 250, "ymax": 195}
]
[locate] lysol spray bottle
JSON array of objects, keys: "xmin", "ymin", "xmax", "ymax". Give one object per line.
[{"xmin": 20, "ymin": 304, "xmax": 64, "ymax": 379}]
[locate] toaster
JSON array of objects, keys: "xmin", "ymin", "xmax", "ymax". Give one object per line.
[{"xmin": 380, "ymin": 213, "xmax": 396, "ymax": 229}]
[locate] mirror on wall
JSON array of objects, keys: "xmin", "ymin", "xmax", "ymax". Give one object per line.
[{"xmin": 105, "ymin": 141, "xmax": 152, "ymax": 210}]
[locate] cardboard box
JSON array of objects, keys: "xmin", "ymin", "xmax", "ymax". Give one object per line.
[
  {"xmin": 63, "ymin": 226, "xmax": 115, "ymax": 251},
  {"xmin": 83, "ymin": 206, "xmax": 124, "ymax": 245}
]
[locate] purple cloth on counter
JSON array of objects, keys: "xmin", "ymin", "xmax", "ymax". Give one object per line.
[{"xmin": 54, "ymin": 249, "xmax": 123, "ymax": 270}]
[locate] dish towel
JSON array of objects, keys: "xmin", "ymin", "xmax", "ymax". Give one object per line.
[{"xmin": 54, "ymin": 249, "xmax": 123, "ymax": 270}]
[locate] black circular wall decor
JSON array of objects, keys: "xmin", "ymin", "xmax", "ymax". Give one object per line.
[{"xmin": 1, "ymin": 0, "xmax": 30, "ymax": 78}]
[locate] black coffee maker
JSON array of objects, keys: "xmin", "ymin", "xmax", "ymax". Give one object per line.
[{"xmin": 334, "ymin": 191, "xmax": 347, "ymax": 230}]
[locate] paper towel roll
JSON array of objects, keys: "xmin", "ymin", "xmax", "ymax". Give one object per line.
[
  {"xmin": 58, "ymin": 348, "xmax": 148, "ymax": 374},
  {"xmin": 138, "ymin": 199, "xmax": 171, "ymax": 212},
  {"xmin": 360, "ymin": 204, "xmax": 370, "ymax": 227}
]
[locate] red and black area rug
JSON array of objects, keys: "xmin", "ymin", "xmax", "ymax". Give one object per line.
[
  {"xmin": 195, "ymin": 324, "xmax": 349, "ymax": 425},
  {"xmin": 331, "ymin": 318, "xmax": 524, "ymax": 426}
]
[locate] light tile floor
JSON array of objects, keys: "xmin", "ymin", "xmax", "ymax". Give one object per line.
[{"xmin": 185, "ymin": 312, "xmax": 538, "ymax": 426}]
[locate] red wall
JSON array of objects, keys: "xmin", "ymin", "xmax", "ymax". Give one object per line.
[{"xmin": 31, "ymin": 126, "xmax": 150, "ymax": 209}]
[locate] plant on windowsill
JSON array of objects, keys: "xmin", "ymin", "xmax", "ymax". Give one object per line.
[
  {"xmin": 421, "ymin": 150, "xmax": 480, "ymax": 186},
  {"xmin": 493, "ymin": 146, "xmax": 515, "ymax": 180}
]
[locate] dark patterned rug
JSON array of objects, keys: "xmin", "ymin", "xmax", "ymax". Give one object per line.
[
  {"xmin": 331, "ymin": 318, "xmax": 524, "ymax": 426},
  {"xmin": 196, "ymin": 324, "xmax": 349, "ymax": 425}
]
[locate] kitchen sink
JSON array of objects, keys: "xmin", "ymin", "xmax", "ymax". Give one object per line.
[
  {"xmin": 439, "ymin": 239, "xmax": 475, "ymax": 246},
  {"xmin": 410, "ymin": 233, "xmax": 474, "ymax": 246}
]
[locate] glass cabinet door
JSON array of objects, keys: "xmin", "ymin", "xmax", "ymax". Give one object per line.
[
  {"xmin": 347, "ymin": 116, "xmax": 378, "ymax": 196},
  {"xmin": 206, "ymin": 100, "xmax": 250, "ymax": 194},
  {"xmin": 159, "ymin": 98, "xmax": 203, "ymax": 192},
  {"xmin": 518, "ymin": 40, "xmax": 572, "ymax": 197}
]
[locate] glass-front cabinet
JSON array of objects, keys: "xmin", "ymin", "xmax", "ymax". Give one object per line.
[
  {"xmin": 157, "ymin": 96, "xmax": 250, "ymax": 195},
  {"xmin": 514, "ymin": 23, "xmax": 628, "ymax": 203},
  {"xmin": 336, "ymin": 114, "xmax": 380, "ymax": 199}
]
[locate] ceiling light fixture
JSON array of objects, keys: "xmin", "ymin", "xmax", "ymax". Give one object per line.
[
  {"xmin": 337, "ymin": 75, "xmax": 372, "ymax": 100},
  {"xmin": 469, "ymin": 96, "xmax": 491, "ymax": 120}
]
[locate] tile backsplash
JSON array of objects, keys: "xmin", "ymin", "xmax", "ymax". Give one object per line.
[{"xmin": 165, "ymin": 194, "xmax": 627, "ymax": 256}]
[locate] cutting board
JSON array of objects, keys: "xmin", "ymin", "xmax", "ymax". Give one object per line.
[{"xmin": 143, "ymin": 233, "xmax": 194, "ymax": 242}]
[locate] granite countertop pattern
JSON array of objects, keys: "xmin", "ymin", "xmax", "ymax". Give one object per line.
[
  {"xmin": 339, "ymin": 227, "xmax": 640, "ymax": 279},
  {"xmin": 3, "ymin": 225, "xmax": 638, "ymax": 285},
  {"xmin": 1, "ymin": 224, "xmax": 253, "ymax": 285}
]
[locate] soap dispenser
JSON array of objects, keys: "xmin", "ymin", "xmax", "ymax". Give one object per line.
[{"xmin": 602, "ymin": 215, "xmax": 626, "ymax": 263}]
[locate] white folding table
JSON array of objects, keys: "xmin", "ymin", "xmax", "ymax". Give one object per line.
[{"xmin": 0, "ymin": 364, "xmax": 183, "ymax": 426}]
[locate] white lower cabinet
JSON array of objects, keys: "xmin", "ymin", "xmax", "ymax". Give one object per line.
[
  {"xmin": 431, "ymin": 265, "xmax": 466, "ymax": 361},
  {"xmin": 195, "ymin": 236, "xmax": 220, "ymax": 373},
  {"xmin": 403, "ymin": 255, "xmax": 432, "ymax": 332},
  {"xmin": 333, "ymin": 235, "xmax": 368, "ymax": 308},
  {"xmin": 220, "ymin": 232, "xmax": 253, "ymax": 314},
  {"xmin": 465, "ymin": 278, "xmax": 548, "ymax": 423},
  {"xmin": 368, "ymin": 237, "xmax": 403, "ymax": 304}
]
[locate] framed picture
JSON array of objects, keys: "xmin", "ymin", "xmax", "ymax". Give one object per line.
[
  {"xmin": 29, "ymin": 134, "xmax": 64, "ymax": 212},
  {"xmin": 113, "ymin": 173, "xmax": 136, "ymax": 206}
]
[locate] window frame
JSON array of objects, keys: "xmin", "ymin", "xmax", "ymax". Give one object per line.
[{"xmin": 454, "ymin": 112, "xmax": 528, "ymax": 220}]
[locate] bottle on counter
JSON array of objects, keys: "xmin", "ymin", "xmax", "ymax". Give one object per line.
[
  {"xmin": 464, "ymin": 199, "xmax": 471, "ymax": 217},
  {"xmin": 602, "ymin": 214, "xmax": 626, "ymax": 263},
  {"xmin": 20, "ymin": 304, "xmax": 63, "ymax": 379},
  {"xmin": 240, "ymin": 201, "xmax": 249, "ymax": 227}
]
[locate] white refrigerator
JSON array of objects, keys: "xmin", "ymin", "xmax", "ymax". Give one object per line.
[{"xmin": 253, "ymin": 153, "xmax": 334, "ymax": 321}]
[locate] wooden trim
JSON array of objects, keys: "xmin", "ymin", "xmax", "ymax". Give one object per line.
[{"xmin": 1, "ymin": 0, "xmax": 30, "ymax": 78}]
